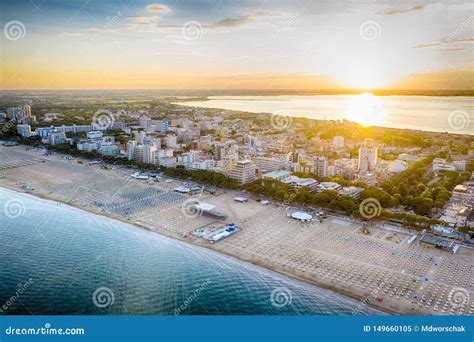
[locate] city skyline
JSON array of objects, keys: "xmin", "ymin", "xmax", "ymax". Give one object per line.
[{"xmin": 1, "ymin": 0, "xmax": 473, "ymax": 90}]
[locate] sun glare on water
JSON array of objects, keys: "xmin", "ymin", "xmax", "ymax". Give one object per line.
[{"xmin": 344, "ymin": 93, "xmax": 384, "ymax": 127}]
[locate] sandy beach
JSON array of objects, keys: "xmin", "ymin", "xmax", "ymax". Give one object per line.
[{"xmin": 1, "ymin": 144, "xmax": 473, "ymax": 316}]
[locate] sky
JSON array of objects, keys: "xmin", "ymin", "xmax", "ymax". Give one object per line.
[{"xmin": 0, "ymin": 0, "xmax": 473, "ymax": 90}]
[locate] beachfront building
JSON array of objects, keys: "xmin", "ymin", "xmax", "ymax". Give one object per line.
[
  {"xmin": 77, "ymin": 140, "xmax": 98, "ymax": 152},
  {"xmin": 143, "ymin": 144, "xmax": 158, "ymax": 164},
  {"xmin": 263, "ymin": 170, "xmax": 292, "ymax": 181},
  {"xmin": 99, "ymin": 143, "xmax": 120, "ymax": 156},
  {"xmin": 7, "ymin": 105, "xmax": 35, "ymax": 124},
  {"xmin": 338, "ymin": 186, "xmax": 365, "ymax": 199},
  {"xmin": 157, "ymin": 156, "xmax": 176, "ymax": 168},
  {"xmin": 17, "ymin": 124, "xmax": 32, "ymax": 138},
  {"xmin": 227, "ymin": 159, "xmax": 256, "ymax": 185},
  {"xmin": 317, "ymin": 182, "xmax": 341, "ymax": 192},
  {"xmin": 47, "ymin": 131, "xmax": 67, "ymax": 145},
  {"xmin": 282, "ymin": 175, "xmax": 318, "ymax": 192},
  {"xmin": 126, "ymin": 141, "xmax": 137, "ymax": 160}
]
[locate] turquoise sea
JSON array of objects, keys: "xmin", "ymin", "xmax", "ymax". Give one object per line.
[{"xmin": 0, "ymin": 188, "xmax": 384, "ymax": 315}]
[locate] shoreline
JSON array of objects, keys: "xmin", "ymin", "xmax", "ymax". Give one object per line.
[
  {"xmin": 0, "ymin": 182, "xmax": 396, "ymax": 315},
  {"xmin": 1, "ymin": 144, "xmax": 471, "ymax": 317}
]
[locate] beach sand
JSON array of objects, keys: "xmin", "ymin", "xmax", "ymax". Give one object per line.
[{"xmin": 1, "ymin": 145, "xmax": 473, "ymax": 316}]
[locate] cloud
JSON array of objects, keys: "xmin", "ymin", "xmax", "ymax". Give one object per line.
[
  {"xmin": 63, "ymin": 32, "xmax": 87, "ymax": 37},
  {"xmin": 157, "ymin": 11, "xmax": 276, "ymax": 32},
  {"xmin": 146, "ymin": 4, "xmax": 171, "ymax": 13},
  {"xmin": 127, "ymin": 16, "xmax": 159, "ymax": 27},
  {"xmin": 208, "ymin": 16, "xmax": 255, "ymax": 30},
  {"xmin": 439, "ymin": 48, "xmax": 470, "ymax": 52},
  {"xmin": 377, "ymin": 5, "xmax": 424, "ymax": 15},
  {"xmin": 414, "ymin": 36, "xmax": 474, "ymax": 48}
]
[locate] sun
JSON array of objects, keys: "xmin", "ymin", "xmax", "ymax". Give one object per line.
[{"xmin": 344, "ymin": 93, "xmax": 384, "ymax": 127}]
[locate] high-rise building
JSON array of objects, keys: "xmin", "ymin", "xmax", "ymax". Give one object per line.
[
  {"xmin": 135, "ymin": 144, "xmax": 144, "ymax": 163},
  {"xmin": 7, "ymin": 105, "xmax": 35, "ymax": 124},
  {"xmin": 139, "ymin": 117, "xmax": 152, "ymax": 128},
  {"xmin": 226, "ymin": 159, "xmax": 256, "ymax": 185},
  {"xmin": 358, "ymin": 138, "xmax": 378, "ymax": 173},
  {"xmin": 126, "ymin": 141, "xmax": 137, "ymax": 160},
  {"xmin": 134, "ymin": 131, "xmax": 147, "ymax": 144},
  {"xmin": 17, "ymin": 124, "xmax": 32, "ymax": 138},
  {"xmin": 313, "ymin": 156, "xmax": 328, "ymax": 178},
  {"xmin": 143, "ymin": 144, "xmax": 158, "ymax": 164}
]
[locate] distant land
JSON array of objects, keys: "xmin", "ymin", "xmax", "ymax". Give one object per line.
[{"xmin": 0, "ymin": 89, "xmax": 473, "ymax": 97}]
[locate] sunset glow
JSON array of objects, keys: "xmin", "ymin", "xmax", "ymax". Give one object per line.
[{"xmin": 1, "ymin": 1, "xmax": 473, "ymax": 90}]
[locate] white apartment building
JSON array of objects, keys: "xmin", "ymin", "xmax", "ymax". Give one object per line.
[
  {"xmin": 99, "ymin": 143, "xmax": 119, "ymax": 156},
  {"xmin": 17, "ymin": 124, "xmax": 32, "ymax": 138},
  {"xmin": 143, "ymin": 144, "xmax": 158, "ymax": 164},
  {"xmin": 282, "ymin": 176, "xmax": 318, "ymax": 192},
  {"xmin": 313, "ymin": 156, "xmax": 328, "ymax": 177},
  {"xmin": 333, "ymin": 136, "xmax": 344, "ymax": 149},
  {"xmin": 126, "ymin": 141, "xmax": 137, "ymax": 160},
  {"xmin": 157, "ymin": 156, "xmax": 176, "ymax": 168},
  {"xmin": 255, "ymin": 156, "xmax": 290, "ymax": 173},
  {"xmin": 226, "ymin": 159, "xmax": 256, "ymax": 185},
  {"xmin": 263, "ymin": 170, "xmax": 292, "ymax": 181},
  {"xmin": 358, "ymin": 138, "xmax": 378, "ymax": 173}
]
